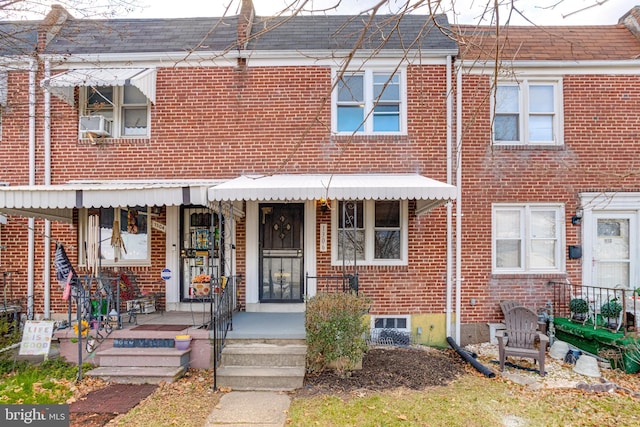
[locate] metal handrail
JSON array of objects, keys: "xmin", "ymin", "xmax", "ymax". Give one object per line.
[
  {"xmin": 212, "ymin": 274, "xmax": 240, "ymax": 390},
  {"xmin": 549, "ymin": 281, "xmax": 639, "ymax": 336}
]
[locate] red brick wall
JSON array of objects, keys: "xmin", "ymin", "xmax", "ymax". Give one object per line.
[
  {"xmin": 1, "ymin": 62, "xmax": 452, "ymax": 318},
  {"xmin": 459, "ymin": 73, "xmax": 640, "ymax": 324}
]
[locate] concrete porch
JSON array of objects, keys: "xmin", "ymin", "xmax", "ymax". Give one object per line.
[{"xmin": 55, "ymin": 310, "xmax": 306, "ymax": 369}]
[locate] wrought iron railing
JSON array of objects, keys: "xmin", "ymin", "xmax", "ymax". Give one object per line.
[
  {"xmin": 549, "ymin": 281, "xmax": 639, "ymax": 336},
  {"xmin": 212, "ymin": 274, "xmax": 240, "ymax": 390},
  {"xmin": 304, "ymin": 273, "xmax": 359, "ymax": 298}
]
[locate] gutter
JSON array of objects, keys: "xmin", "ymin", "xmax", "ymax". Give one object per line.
[
  {"xmin": 43, "ymin": 61, "xmax": 51, "ymax": 319},
  {"xmin": 445, "ymin": 55, "xmax": 453, "ymax": 339},
  {"xmin": 455, "ymin": 60, "xmax": 463, "ymax": 344},
  {"xmin": 27, "ymin": 58, "xmax": 36, "ymax": 320}
]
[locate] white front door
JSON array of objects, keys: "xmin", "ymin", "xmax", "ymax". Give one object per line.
[{"xmin": 591, "ymin": 213, "xmax": 636, "ymax": 289}]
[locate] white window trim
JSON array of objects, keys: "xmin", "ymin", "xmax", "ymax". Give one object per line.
[
  {"xmin": 331, "ymin": 199, "xmax": 408, "ymax": 266},
  {"xmin": 492, "ymin": 203, "xmax": 565, "ymax": 274},
  {"xmin": 492, "ymin": 77, "xmax": 564, "ymax": 146},
  {"xmin": 79, "ymin": 207, "xmax": 152, "ymax": 267},
  {"xmin": 332, "ymin": 67, "xmax": 407, "ymax": 135},
  {"xmin": 79, "ymin": 85, "xmax": 151, "ymax": 139}
]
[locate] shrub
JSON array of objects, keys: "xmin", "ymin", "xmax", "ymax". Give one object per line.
[
  {"xmin": 600, "ymin": 299, "xmax": 622, "ymax": 320},
  {"xmin": 305, "ymin": 292, "xmax": 370, "ymax": 373},
  {"xmin": 0, "ymin": 317, "xmax": 22, "ymax": 366},
  {"xmin": 569, "ymin": 298, "xmax": 589, "ymax": 314}
]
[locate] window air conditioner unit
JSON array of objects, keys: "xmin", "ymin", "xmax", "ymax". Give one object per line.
[{"xmin": 79, "ymin": 115, "xmax": 113, "ymax": 137}]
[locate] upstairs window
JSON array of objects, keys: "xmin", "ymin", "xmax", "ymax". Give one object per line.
[
  {"xmin": 493, "ymin": 79, "xmax": 562, "ymax": 146},
  {"xmin": 80, "ymin": 85, "xmax": 149, "ymax": 138},
  {"xmin": 335, "ymin": 70, "xmax": 404, "ymax": 134}
]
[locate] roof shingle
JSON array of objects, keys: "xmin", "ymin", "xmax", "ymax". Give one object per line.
[{"xmin": 454, "ymin": 24, "xmax": 640, "ymax": 61}]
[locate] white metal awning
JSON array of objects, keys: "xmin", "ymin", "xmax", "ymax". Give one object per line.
[
  {"xmin": 0, "ymin": 180, "xmax": 222, "ymax": 223},
  {"xmin": 208, "ymin": 174, "xmax": 456, "ymax": 211},
  {"xmin": 42, "ymin": 68, "xmax": 157, "ymax": 105}
]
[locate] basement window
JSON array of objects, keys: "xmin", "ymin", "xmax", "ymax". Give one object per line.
[{"xmin": 369, "ymin": 315, "xmax": 411, "ymax": 345}]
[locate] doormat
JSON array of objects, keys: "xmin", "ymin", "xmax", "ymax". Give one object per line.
[
  {"xmin": 70, "ymin": 384, "xmax": 157, "ymax": 414},
  {"xmin": 130, "ymin": 324, "xmax": 190, "ymax": 331}
]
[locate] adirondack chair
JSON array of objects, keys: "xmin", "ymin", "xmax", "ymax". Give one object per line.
[
  {"xmin": 500, "ymin": 300, "xmax": 522, "ymax": 317},
  {"xmin": 497, "ymin": 306, "xmax": 549, "ymax": 376},
  {"xmin": 499, "ymin": 300, "xmax": 547, "ymax": 334}
]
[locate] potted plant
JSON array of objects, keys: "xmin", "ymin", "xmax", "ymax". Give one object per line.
[
  {"xmin": 600, "ymin": 298, "xmax": 623, "ymax": 328},
  {"xmin": 569, "ymin": 298, "xmax": 589, "ymax": 321}
]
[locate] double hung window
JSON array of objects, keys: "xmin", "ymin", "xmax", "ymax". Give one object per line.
[
  {"xmin": 335, "ymin": 70, "xmax": 404, "ymax": 134},
  {"xmin": 492, "ymin": 204, "xmax": 564, "ymax": 273},
  {"xmin": 493, "ymin": 79, "xmax": 562, "ymax": 145},
  {"xmin": 333, "ymin": 200, "xmax": 406, "ymax": 265},
  {"xmin": 81, "ymin": 85, "xmax": 149, "ymax": 138}
]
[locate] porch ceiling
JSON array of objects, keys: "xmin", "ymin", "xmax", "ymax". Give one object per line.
[
  {"xmin": 0, "ymin": 179, "xmax": 222, "ymax": 223},
  {"xmin": 208, "ymin": 173, "xmax": 456, "ymax": 207}
]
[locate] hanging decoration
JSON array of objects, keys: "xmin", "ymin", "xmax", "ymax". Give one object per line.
[
  {"xmin": 54, "ymin": 243, "xmax": 77, "ymax": 285},
  {"xmin": 86, "ymin": 214, "xmax": 100, "ymax": 274},
  {"xmin": 111, "ymin": 217, "xmax": 126, "ymax": 262}
]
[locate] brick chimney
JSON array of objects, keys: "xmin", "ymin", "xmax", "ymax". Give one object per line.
[
  {"xmin": 237, "ymin": 0, "xmax": 255, "ymax": 50},
  {"xmin": 619, "ymin": 5, "xmax": 640, "ymax": 40},
  {"xmin": 38, "ymin": 5, "xmax": 73, "ymax": 52}
]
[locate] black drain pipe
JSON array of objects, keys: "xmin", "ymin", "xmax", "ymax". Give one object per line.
[{"xmin": 447, "ymin": 336, "xmax": 496, "ymax": 378}]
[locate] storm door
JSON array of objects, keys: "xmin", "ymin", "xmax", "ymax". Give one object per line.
[
  {"xmin": 592, "ymin": 213, "xmax": 635, "ymax": 289},
  {"xmin": 259, "ymin": 203, "xmax": 304, "ymax": 302}
]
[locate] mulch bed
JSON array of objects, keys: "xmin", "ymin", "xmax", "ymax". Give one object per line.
[{"xmin": 294, "ymin": 346, "xmax": 467, "ymax": 398}]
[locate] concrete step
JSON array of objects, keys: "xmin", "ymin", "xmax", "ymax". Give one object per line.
[
  {"xmin": 97, "ymin": 347, "xmax": 191, "ymax": 368},
  {"xmin": 225, "ymin": 338, "xmax": 307, "ymax": 346},
  {"xmin": 216, "ymin": 366, "xmax": 305, "ymax": 391},
  {"xmin": 86, "ymin": 366, "xmax": 186, "ymax": 384},
  {"xmin": 221, "ymin": 343, "xmax": 306, "ymax": 367}
]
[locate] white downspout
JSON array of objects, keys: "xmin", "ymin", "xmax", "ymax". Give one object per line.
[
  {"xmin": 27, "ymin": 58, "xmax": 36, "ymax": 319},
  {"xmin": 43, "ymin": 61, "xmax": 51, "ymax": 319},
  {"xmin": 455, "ymin": 62, "xmax": 463, "ymax": 344},
  {"xmin": 445, "ymin": 55, "xmax": 453, "ymax": 339}
]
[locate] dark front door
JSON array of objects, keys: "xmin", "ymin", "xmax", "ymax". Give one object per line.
[{"xmin": 259, "ymin": 203, "xmax": 304, "ymax": 302}]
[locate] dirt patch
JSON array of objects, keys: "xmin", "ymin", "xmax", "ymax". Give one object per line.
[
  {"xmin": 293, "ymin": 346, "xmax": 467, "ymax": 398},
  {"xmin": 71, "ymin": 413, "xmax": 119, "ymax": 427}
]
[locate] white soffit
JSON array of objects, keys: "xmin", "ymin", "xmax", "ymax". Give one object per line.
[
  {"xmin": 42, "ymin": 68, "xmax": 157, "ymax": 105},
  {"xmin": 0, "ymin": 180, "xmax": 221, "ymax": 223},
  {"xmin": 208, "ymin": 174, "xmax": 456, "ymax": 205}
]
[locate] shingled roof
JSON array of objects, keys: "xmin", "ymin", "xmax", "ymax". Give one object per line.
[
  {"xmin": 247, "ymin": 14, "xmax": 456, "ymax": 52},
  {"xmin": 0, "ymin": 21, "xmax": 39, "ymax": 56},
  {"xmin": 43, "ymin": 17, "xmax": 239, "ymax": 55},
  {"xmin": 454, "ymin": 24, "xmax": 640, "ymax": 62},
  {"xmin": 40, "ymin": 12, "xmax": 456, "ymax": 56}
]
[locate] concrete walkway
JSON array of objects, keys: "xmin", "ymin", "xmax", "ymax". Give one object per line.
[{"xmin": 204, "ymin": 391, "xmax": 291, "ymax": 427}]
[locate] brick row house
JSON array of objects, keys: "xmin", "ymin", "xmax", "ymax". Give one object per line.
[
  {"xmin": 0, "ymin": 1, "xmax": 639, "ymax": 350},
  {"xmin": 455, "ymin": 8, "xmax": 640, "ymax": 343}
]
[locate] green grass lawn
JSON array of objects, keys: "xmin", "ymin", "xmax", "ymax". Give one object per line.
[
  {"xmin": 288, "ymin": 374, "xmax": 640, "ymax": 426},
  {"xmin": 0, "ymin": 356, "xmax": 86, "ymax": 404}
]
